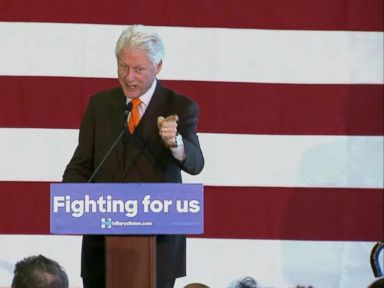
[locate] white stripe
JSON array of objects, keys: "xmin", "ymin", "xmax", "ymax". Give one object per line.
[
  {"xmin": 0, "ymin": 236, "xmax": 377, "ymax": 288},
  {"xmin": 194, "ymin": 133, "xmax": 384, "ymax": 188},
  {"xmin": 0, "ymin": 128, "xmax": 382, "ymax": 188},
  {"xmin": 178, "ymin": 239, "xmax": 377, "ymax": 288},
  {"xmin": 0, "ymin": 128, "xmax": 78, "ymax": 182},
  {"xmin": 0, "ymin": 22, "xmax": 382, "ymax": 84}
]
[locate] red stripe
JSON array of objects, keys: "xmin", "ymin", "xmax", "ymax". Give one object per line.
[
  {"xmin": 0, "ymin": 182, "xmax": 50, "ymax": 234},
  {"xmin": 0, "ymin": 182, "xmax": 382, "ymax": 240},
  {"xmin": 0, "ymin": 0, "xmax": 382, "ymax": 31},
  {"xmin": 202, "ymin": 186, "xmax": 383, "ymax": 241},
  {"xmin": 0, "ymin": 76, "xmax": 383, "ymax": 135}
]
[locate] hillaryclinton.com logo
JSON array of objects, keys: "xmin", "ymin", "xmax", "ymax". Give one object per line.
[{"xmin": 101, "ymin": 218, "xmax": 112, "ymax": 229}]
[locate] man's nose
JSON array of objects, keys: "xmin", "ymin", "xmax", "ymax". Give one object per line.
[{"xmin": 124, "ymin": 69, "xmax": 135, "ymax": 81}]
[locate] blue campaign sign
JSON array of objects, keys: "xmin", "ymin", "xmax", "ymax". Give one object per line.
[{"xmin": 50, "ymin": 183, "xmax": 204, "ymax": 235}]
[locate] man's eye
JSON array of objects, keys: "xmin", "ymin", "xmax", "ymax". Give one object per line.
[{"xmin": 135, "ymin": 67, "xmax": 145, "ymax": 73}]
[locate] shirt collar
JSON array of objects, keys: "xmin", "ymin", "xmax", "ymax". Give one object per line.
[{"xmin": 126, "ymin": 79, "xmax": 157, "ymax": 107}]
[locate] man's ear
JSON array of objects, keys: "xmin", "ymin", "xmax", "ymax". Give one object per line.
[{"xmin": 155, "ymin": 60, "xmax": 163, "ymax": 75}]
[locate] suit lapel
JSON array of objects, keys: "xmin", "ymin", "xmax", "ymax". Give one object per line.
[
  {"xmin": 109, "ymin": 88, "xmax": 128, "ymax": 177},
  {"xmin": 122, "ymin": 83, "xmax": 168, "ymax": 176}
]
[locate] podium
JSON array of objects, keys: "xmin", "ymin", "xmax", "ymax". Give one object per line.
[
  {"xmin": 106, "ymin": 236, "xmax": 156, "ymax": 288},
  {"xmin": 50, "ymin": 183, "xmax": 204, "ymax": 288}
]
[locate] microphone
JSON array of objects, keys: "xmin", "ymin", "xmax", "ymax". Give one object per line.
[
  {"xmin": 87, "ymin": 102, "xmax": 132, "ymax": 183},
  {"xmin": 124, "ymin": 102, "xmax": 133, "ymax": 127}
]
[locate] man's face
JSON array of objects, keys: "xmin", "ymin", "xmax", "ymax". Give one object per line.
[{"xmin": 117, "ymin": 47, "xmax": 162, "ymax": 99}]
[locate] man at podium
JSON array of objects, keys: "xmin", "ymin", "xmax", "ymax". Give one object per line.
[{"xmin": 63, "ymin": 24, "xmax": 205, "ymax": 288}]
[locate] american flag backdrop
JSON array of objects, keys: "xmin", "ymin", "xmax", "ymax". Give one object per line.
[{"xmin": 0, "ymin": 1, "xmax": 383, "ymax": 287}]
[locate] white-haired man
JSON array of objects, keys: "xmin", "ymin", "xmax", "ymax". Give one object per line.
[{"xmin": 63, "ymin": 24, "xmax": 205, "ymax": 288}]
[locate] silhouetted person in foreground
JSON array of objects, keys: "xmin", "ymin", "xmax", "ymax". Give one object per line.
[
  {"xmin": 233, "ymin": 276, "xmax": 258, "ymax": 288},
  {"xmin": 368, "ymin": 278, "xmax": 384, "ymax": 288},
  {"xmin": 12, "ymin": 255, "xmax": 69, "ymax": 288}
]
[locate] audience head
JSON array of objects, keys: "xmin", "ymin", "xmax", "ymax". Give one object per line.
[
  {"xmin": 234, "ymin": 276, "xmax": 258, "ymax": 288},
  {"xmin": 368, "ymin": 278, "xmax": 384, "ymax": 288},
  {"xmin": 184, "ymin": 283, "xmax": 210, "ymax": 288},
  {"xmin": 12, "ymin": 255, "xmax": 69, "ymax": 288}
]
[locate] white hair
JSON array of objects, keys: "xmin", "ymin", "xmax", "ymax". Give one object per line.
[{"xmin": 115, "ymin": 24, "xmax": 164, "ymax": 64}]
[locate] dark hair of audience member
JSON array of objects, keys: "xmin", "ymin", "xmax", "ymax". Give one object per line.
[
  {"xmin": 12, "ymin": 255, "xmax": 69, "ymax": 288},
  {"xmin": 235, "ymin": 276, "xmax": 258, "ymax": 288}
]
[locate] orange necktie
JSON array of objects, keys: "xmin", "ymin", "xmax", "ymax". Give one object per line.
[{"xmin": 128, "ymin": 98, "xmax": 141, "ymax": 134}]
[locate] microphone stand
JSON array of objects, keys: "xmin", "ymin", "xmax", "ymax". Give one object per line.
[{"xmin": 88, "ymin": 102, "xmax": 132, "ymax": 183}]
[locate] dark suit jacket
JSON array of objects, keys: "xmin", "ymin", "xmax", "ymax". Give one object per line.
[{"xmin": 62, "ymin": 81, "xmax": 204, "ymax": 281}]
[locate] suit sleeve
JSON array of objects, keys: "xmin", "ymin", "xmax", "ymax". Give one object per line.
[
  {"xmin": 62, "ymin": 98, "xmax": 95, "ymax": 182},
  {"xmin": 177, "ymin": 100, "xmax": 205, "ymax": 175}
]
